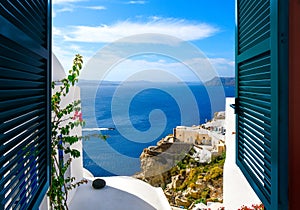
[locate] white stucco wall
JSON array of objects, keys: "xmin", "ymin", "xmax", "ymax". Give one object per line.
[{"xmin": 223, "ymin": 98, "xmax": 261, "ymax": 209}]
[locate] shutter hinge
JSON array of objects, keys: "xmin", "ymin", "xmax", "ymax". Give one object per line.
[{"xmin": 230, "ymin": 98, "xmax": 239, "ymax": 114}]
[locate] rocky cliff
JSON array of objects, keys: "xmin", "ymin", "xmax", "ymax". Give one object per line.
[
  {"xmin": 134, "ymin": 138, "xmax": 193, "ymax": 187},
  {"xmin": 135, "ymin": 139, "xmax": 225, "ymax": 209},
  {"xmin": 163, "ymin": 153, "xmax": 225, "ymax": 208}
]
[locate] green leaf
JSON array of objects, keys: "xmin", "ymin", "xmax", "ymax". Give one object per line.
[
  {"xmin": 70, "ymin": 149, "xmax": 80, "ymax": 158},
  {"xmin": 68, "ymin": 75, "xmax": 73, "ymax": 81}
]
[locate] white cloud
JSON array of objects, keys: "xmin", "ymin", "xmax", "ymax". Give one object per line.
[
  {"xmin": 209, "ymin": 58, "xmax": 234, "ymax": 68},
  {"xmin": 85, "ymin": 6, "xmax": 107, "ymax": 10},
  {"xmin": 61, "ymin": 18, "xmax": 219, "ymax": 43},
  {"xmin": 149, "ymin": 16, "xmax": 161, "ymax": 21},
  {"xmin": 56, "ymin": 6, "xmax": 74, "ymax": 13},
  {"xmin": 52, "ymin": 0, "xmax": 84, "ymax": 4},
  {"xmin": 126, "ymin": 1, "xmax": 147, "ymax": 4},
  {"xmin": 52, "ymin": 43, "xmax": 95, "ymax": 75},
  {"xmin": 53, "ymin": 27, "xmax": 62, "ymax": 36},
  {"xmin": 208, "ymin": 58, "xmax": 235, "ymax": 77},
  {"xmin": 53, "ymin": 3, "xmax": 106, "ymax": 18},
  {"xmin": 52, "ymin": 2, "xmax": 76, "ymax": 17},
  {"xmin": 52, "ymin": 35, "xmax": 94, "ymax": 74}
]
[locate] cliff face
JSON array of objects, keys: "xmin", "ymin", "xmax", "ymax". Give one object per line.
[
  {"xmin": 163, "ymin": 153, "xmax": 225, "ymax": 208},
  {"xmin": 135, "ymin": 140, "xmax": 225, "ymax": 209},
  {"xmin": 134, "ymin": 139, "xmax": 193, "ymax": 187}
]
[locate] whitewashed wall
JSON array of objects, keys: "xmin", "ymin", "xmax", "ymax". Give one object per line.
[{"xmin": 223, "ymin": 98, "xmax": 261, "ymax": 209}]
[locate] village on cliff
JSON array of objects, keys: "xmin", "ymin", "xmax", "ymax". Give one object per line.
[{"xmin": 135, "ymin": 111, "xmax": 227, "ymax": 209}]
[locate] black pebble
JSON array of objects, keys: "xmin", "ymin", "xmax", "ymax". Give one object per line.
[{"xmin": 92, "ymin": 178, "xmax": 106, "ymax": 189}]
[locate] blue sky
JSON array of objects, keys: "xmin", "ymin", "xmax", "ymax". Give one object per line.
[{"xmin": 52, "ymin": 0, "xmax": 235, "ymax": 81}]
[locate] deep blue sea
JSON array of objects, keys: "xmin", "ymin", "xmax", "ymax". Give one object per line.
[{"xmin": 79, "ymin": 81, "xmax": 235, "ymax": 176}]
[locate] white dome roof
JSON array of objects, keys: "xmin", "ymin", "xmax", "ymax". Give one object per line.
[{"xmin": 52, "ymin": 53, "xmax": 66, "ymax": 81}]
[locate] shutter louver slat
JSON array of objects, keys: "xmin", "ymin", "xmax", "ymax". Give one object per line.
[
  {"xmin": 0, "ymin": 134, "xmax": 46, "ymax": 191},
  {"xmin": 239, "ymin": 91, "xmax": 270, "ymax": 102},
  {"xmin": 238, "ymin": 0, "xmax": 270, "ymax": 54},
  {"xmin": 1, "ymin": 119, "xmax": 45, "ymax": 156},
  {"xmin": 0, "ymin": 110, "xmax": 37, "ymax": 132},
  {"xmin": 0, "ymin": 0, "xmax": 51, "ymax": 209},
  {"xmin": 239, "ymin": 9, "xmax": 269, "ymax": 45},
  {"xmin": 1, "ymin": 68, "xmax": 44, "ymax": 81},
  {"xmin": 0, "ymin": 44, "xmax": 45, "ymax": 68},
  {"xmin": 240, "ymin": 153, "xmax": 271, "ymax": 201},
  {"xmin": 0, "ymin": 57, "xmax": 44, "ymax": 75},
  {"xmin": 31, "ymin": 1, "xmax": 44, "ymax": 16},
  {"xmin": 0, "ymin": 34, "xmax": 45, "ymax": 67},
  {"xmin": 238, "ymin": 142, "xmax": 271, "ymax": 188},
  {"xmin": 17, "ymin": 1, "xmax": 44, "ymax": 29},
  {"xmin": 239, "ymin": 30, "xmax": 270, "ymax": 54},
  {"xmin": 239, "ymin": 0, "xmax": 257, "ymax": 20},
  {"xmin": 239, "ymin": 71, "xmax": 270, "ymax": 81},
  {"xmin": 239, "ymin": 79, "xmax": 270, "ymax": 87},
  {"xmin": 0, "ymin": 16, "xmax": 48, "ymax": 58},
  {"xmin": 240, "ymin": 86, "xmax": 270, "ymax": 94},
  {"xmin": 1, "ymin": 103, "xmax": 45, "ymax": 122},
  {"xmin": 239, "ymin": 0, "xmax": 268, "ymax": 32},
  {"xmin": 1, "ymin": 1, "xmax": 45, "ymax": 45},
  {"xmin": 238, "ymin": 0, "xmax": 247, "ymax": 9},
  {"xmin": 241, "ymin": 116, "xmax": 271, "ymax": 145},
  {"xmin": 239, "ymin": 1, "xmax": 270, "ymax": 44},
  {"xmin": 2, "ymin": 156, "xmax": 41, "ymax": 210},
  {"xmin": 0, "ymin": 96, "xmax": 44, "ymax": 112},
  {"xmin": 240, "ymin": 105, "xmax": 271, "ymax": 124},
  {"xmin": 0, "ymin": 89, "xmax": 44, "ymax": 100},
  {"xmin": 0, "ymin": 126, "xmax": 45, "ymax": 175},
  {"xmin": 36, "ymin": 0, "xmax": 45, "ymax": 9},
  {"xmin": 239, "ymin": 100, "xmax": 271, "ymax": 116},
  {"xmin": 239, "ymin": 96, "xmax": 270, "ymax": 109},
  {"xmin": 239, "ymin": 52, "xmax": 271, "ymax": 70},
  {"xmin": 0, "ymin": 133, "xmax": 46, "ymax": 209},
  {"xmin": 242, "ymin": 111, "xmax": 271, "ymax": 133},
  {"xmin": 238, "ymin": 124, "xmax": 271, "ymax": 158},
  {"xmin": 0, "ymin": 79, "xmax": 44, "ymax": 88}
]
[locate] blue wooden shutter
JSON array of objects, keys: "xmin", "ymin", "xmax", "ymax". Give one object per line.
[
  {"xmin": 235, "ymin": 0, "xmax": 288, "ymax": 209},
  {"xmin": 0, "ymin": 0, "xmax": 51, "ymax": 209}
]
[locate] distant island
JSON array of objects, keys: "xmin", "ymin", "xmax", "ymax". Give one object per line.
[
  {"xmin": 204, "ymin": 77, "xmax": 235, "ymax": 86},
  {"xmin": 78, "ymin": 77, "xmax": 235, "ymax": 87}
]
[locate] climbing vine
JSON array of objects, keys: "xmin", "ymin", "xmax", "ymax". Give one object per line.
[{"xmin": 48, "ymin": 54, "xmax": 87, "ymax": 209}]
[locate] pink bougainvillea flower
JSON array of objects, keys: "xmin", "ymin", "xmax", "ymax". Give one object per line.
[
  {"xmin": 78, "ymin": 113, "xmax": 83, "ymax": 122},
  {"xmin": 74, "ymin": 110, "xmax": 79, "ymax": 117},
  {"xmin": 72, "ymin": 110, "xmax": 83, "ymax": 122}
]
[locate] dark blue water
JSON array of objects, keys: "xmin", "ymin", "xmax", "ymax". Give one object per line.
[{"xmin": 79, "ymin": 81, "xmax": 235, "ymax": 176}]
